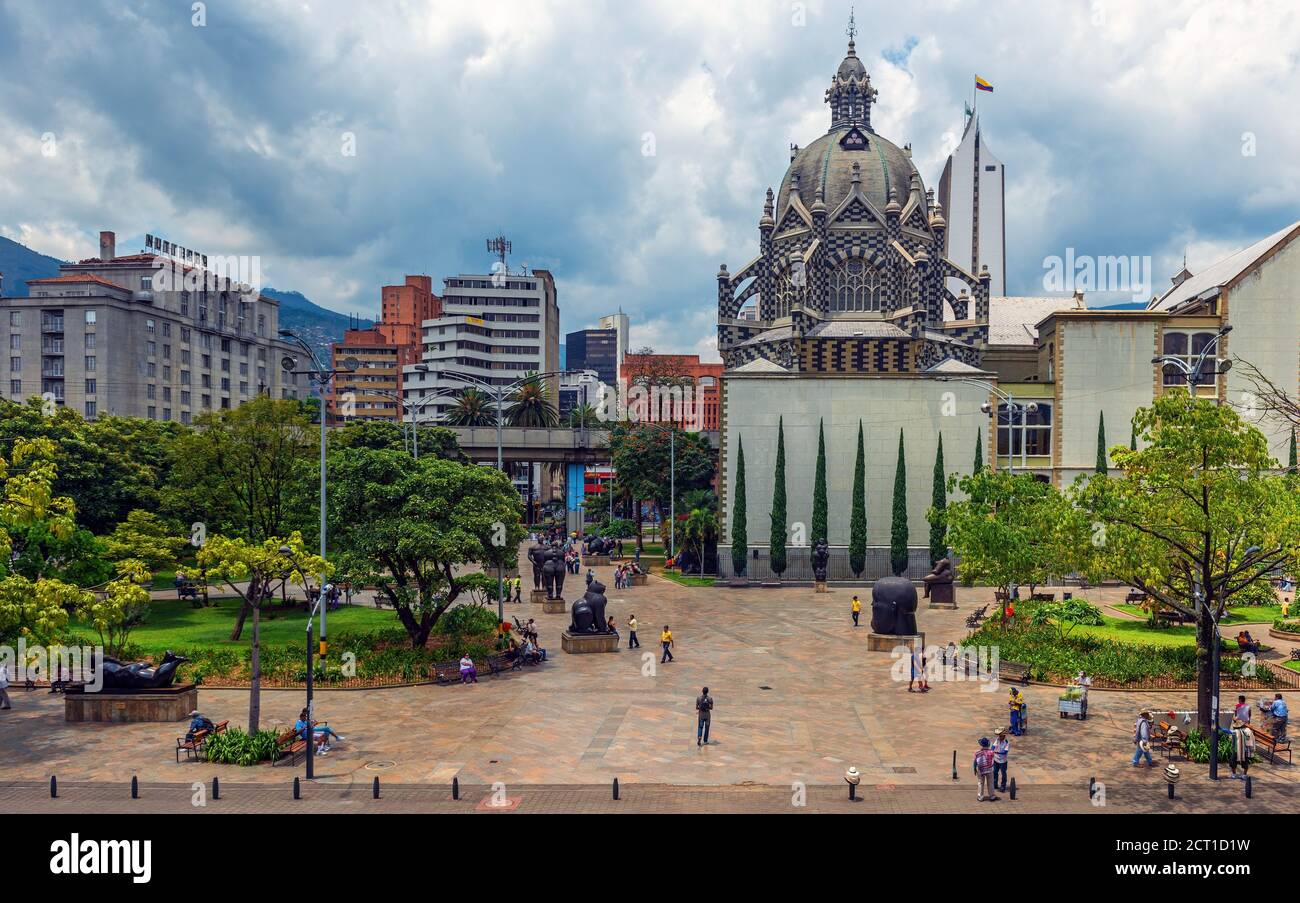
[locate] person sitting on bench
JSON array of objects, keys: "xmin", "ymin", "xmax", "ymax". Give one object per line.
[
  {"xmin": 459, "ymin": 655, "xmax": 478, "ymax": 684},
  {"xmin": 1237, "ymin": 631, "xmax": 1261, "ymax": 654},
  {"xmin": 185, "ymin": 710, "xmax": 215, "ymax": 741},
  {"xmin": 295, "ymin": 707, "xmax": 344, "ymax": 753}
]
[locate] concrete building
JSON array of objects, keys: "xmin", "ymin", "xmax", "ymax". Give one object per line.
[
  {"xmin": 559, "ymin": 368, "xmax": 602, "ymax": 420},
  {"xmin": 597, "ymin": 311, "xmax": 630, "ymax": 382},
  {"xmin": 938, "ymin": 112, "xmax": 1007, "ymax": 297},
  {"xmin": 0, "ymin": 230, "xmax": 305, "ymax": 422},
  {"xmin": 401, "ymin": 267, "xmax": 559, "ymax": 423},
  {"xmin": 565, "ymin": 327, "xmax": 618, "ymax": 387}
]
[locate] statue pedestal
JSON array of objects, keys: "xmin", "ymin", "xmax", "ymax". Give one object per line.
[
  {"xmin": 543, "ymin": 597, "xmax": 568, "ymax": 614},
  {"xmin": 630, "ymin": 574, "xmax": 647, "ymax": 586},
  {"xmin": 927, "ymin": 583, "xmax": 956, "ymax": 609},
  {"xmin": 561, "ymin": 631, "xmax": 619, "ymax": 654},
  {"xmin": 814, "ymin": 581, "xmax": 828, "ymax": 593},
  {"xmin": 530, "ymin": 589, "xmax": 548, "ymax": 604},
  {"xmin": 584, "ymin": 555, "xmax": 611, "ymax": 567},
  {"xmin": 65, "ymin": 685, "xmax": 198, "ymax": 723},
  {"xmin": 866, "ymin": 632, "xmax": 925, "ymax": 653}
]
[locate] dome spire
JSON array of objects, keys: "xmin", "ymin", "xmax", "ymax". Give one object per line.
[
  {"xmin": 825, "ymin": 11, "xmax": 877, "ymax": 133},
  {"xmin": 846, "ymin": 6, "xmax": 857, "ymax": 49}
]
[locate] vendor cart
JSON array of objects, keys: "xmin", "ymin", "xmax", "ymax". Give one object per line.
[{"xmin": 1058, "ymin": 687, "xmax": 1088, "ymax": 720}]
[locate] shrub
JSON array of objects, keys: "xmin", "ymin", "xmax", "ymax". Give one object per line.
[
  {"xmin": 1273, "ymin": 619, "xmax": 1300, "ymax": 634},
  {"xmin": 436, "ymin": 603, "xmax": 499, "ymax": 637},
  {"xmin": 203, "ymin": 727, "xmax": 281, "ymax": 766}
]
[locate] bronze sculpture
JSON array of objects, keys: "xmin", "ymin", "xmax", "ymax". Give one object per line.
[
  {"xmin": 923, "ymin": 557, "xmax": 955, "ymax": 606},
  {"xmin": 528, "ymin": 542, "xmax": 548, "ymax": 590},
  {"xmin": 812, "ymin": 539, "xmax": 830, "ymax": 582},
  {"xmin": 870, "ymin": 576, "xmax": 919, "ymax": 635},
  {"xmin": 542, "ymin": 543, "xmax": 566, "ymax": 599},
  {"xmin": 98, "ymin": 651, "xmax": 188, "ymax": 691},
  {"xmin": 569, "ymin": 579, "xmax": 611, "ymax": 633}
]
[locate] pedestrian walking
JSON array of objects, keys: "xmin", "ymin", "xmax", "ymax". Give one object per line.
[
  {"xmin": 1131, "ymin": 711, "xmax": 1155, "ymax": 767},
  {"xmin": 661, "ymin": 625, "xmax": 674, "ymax": 663},
  {"xmin": 851, "ymin": 595, "xmax": 861, "ymax": 627},
  {"xmin": 512, "ymin": 575, "xmax": 522, "ymax": 604},
  {"xmin": 586, "ymin": 568, "xmax": 595, "ymax": 587},
  {"xmin": 1269, "ymin": 693, "xmax": 1289, "ymax": 739},
  {"xmin": 992, "ymin": 728, "xmax": 1010, "ymax": 792},
  {"xmin": 627, "ymin": 614, "xmax": 640, "ymax": 649},
  {"xmin": 908, "ymin": 644, "xmax": 929, "ymax": 693},
  {"xmin": 1229, "ymin": 717, "xmax": 1254, "ymax": 778},
  {"xmin": 696, "ymin": 686, "xmax": 713, "ymax": 746},
  {"xmin": 0, "ymin": 661, "xmax": 11, "ymax": 710},
  {"xmin": 974, "ymin": 737, "xmax": 998, "ymax": 801}
]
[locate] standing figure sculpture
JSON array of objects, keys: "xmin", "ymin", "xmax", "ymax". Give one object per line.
[
  {"xmin": 528, "ymin": 541, "xmax": 548, "ymax": 591},
  {"xmin": 542, "ymin": 543, "xmax": 567, "ymax": 599},
  {"xmin": 812, "ymin": 538, "xmax": 830, "ymax": 583},
  {"xmin": 569, "ymin": 579, "xmax": 611, "ymax": 634}
]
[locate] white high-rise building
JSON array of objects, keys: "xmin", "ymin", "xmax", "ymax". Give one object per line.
[
  {"xmin": 597, "ymin": 310, "xmax": 629, "ymax": 383},
  {"xmin": 937, "ymin": 113, "xmax": 1006, "ymax": 296}
]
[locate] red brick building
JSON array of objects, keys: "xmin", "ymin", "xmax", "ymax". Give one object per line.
[{"xmin": 620, "ymin": 353, "xmax": 722, "ymax": 431}]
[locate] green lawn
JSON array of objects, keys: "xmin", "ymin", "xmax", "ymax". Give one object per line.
[
  {"xmin": 1068, "ymin": 615, "xmax": 1199, "ymax": 648},
  {"xmin": 71, "ymin": 599, "xmax": 396, "ymax": 653},
  {"xmin": 1112, "ymin": 603, "xmax": 1285, "ymax": 625},
  {"xmin": 1284, "ymin": 660, "xmax": 1300, "ymax": 674},
  {"xmin": 658, "ymin": 571, "xmax": 715, "ymax": 587}
]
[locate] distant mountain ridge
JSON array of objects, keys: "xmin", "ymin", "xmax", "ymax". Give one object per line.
[{"xmin": 0, "ymin": 235, "xmax": 364, "ymax": 353}]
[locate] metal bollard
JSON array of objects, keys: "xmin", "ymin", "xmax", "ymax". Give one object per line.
[
  {"xmin": 131, "ymin": 776, "xmax": 138, "ymax": 799},
  {"xmin": 50, "ymin": 776, "xmax": 57, "ymax": 798},
  {"xmin": 373, "ymin": 777, "xmax": 380, "ymax": 799},
  {"xmin": 1088, "ymin": 777, "xmax": 1096, "ymax": 799},
  {"xmin": 1167, "ymin": 781, "xmax": 1175, "ymax": 800},
  {"xmin": 452, "ymin": 777, "xmax": 459, "ymax": 800},
  {"xmin": 1245, "ymin": 775, "xmax": 1252, "ymax": 799},
  {"xmin": 293, "ymin": 777, "xmax": 301, "ymax": 800},
  {"xmin": 1009, "ymin": 777, "xmax": 1017, "ymax": 800},
  {"xmin": 952, "ymin": 750, "xmax": 958, "ymax": 781},
  {"xmin": 213, "ymin": 777, "xmax": 220, "ymax": 800},
  {"xmin": 613, "ymin": 777, "xmax": 620, "ymax": 800}
]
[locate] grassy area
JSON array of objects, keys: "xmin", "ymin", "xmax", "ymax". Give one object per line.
[
  {"xmin": 657, "ymin": 571, "xmax": 715, "ymax": 587},
  {"xmin": 70, "ymin": 598, "xmax": 396, "ymax": 653},
  {"xmin": 1284, "ymin": 660, "xmax": 1300, "ymax": 674},
  {"xmin": 1111, "ymin": 603, "xmax": 1286, "ymax": 625},
  {"xmin": 1066, "ymin": 616, "xmax": 1199, "ymax": 648}
]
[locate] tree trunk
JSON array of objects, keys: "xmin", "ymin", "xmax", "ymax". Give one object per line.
[
  {"xmin": 1196, "ymin": 607, "xmax": 1216, "ymax": 736},
  {"xmin": 230, "ymin": 598, "xmax": 251, "ymax": 641},
  {"xmin": 249, "ymin": 602, "xmax": 261, "ymax": 733}
]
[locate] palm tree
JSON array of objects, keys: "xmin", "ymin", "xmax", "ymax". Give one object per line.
[
  {"xmin": 568, "ymin": 402, "xmax": 602, "ymax": 429},
  {"xmin": 506, "ymin": 375, "xmax": 559, "ymax": 427},
  {"xmin": 443, "ymin": 388, "xmax": 496, "ymax": 426}
]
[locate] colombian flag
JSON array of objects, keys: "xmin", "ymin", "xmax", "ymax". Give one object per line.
[{"xmin": 975, "ymin": 76, "xmax": 994, "ymax": 92}]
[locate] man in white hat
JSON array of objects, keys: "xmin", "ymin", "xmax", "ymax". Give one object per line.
[{"xmin": 1131, "ymin": 711, "xmax": 1155, "ymax": 767}]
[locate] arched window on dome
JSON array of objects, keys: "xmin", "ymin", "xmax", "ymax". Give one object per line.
[
  {"xmin": 830, "ymin": 257, "xmax": 881, "ymax": 312},
  {"xmin": 773, "ymin": 268, "xmax": 800, "ymax": 320}
]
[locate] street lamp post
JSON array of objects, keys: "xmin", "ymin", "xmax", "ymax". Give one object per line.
[
  {"xmin": 1151, "ymin": 324, "xmax": 1233, "ymax": 406},
  {"xmin": 279, "ymin": 330, "xmax": 357, "ymax": 691},
  {"xmin": 937, "ymin": 377, "xmax": 1038, "ymax": 474},
  {"xmin": 280, "ymin": 546, "xmax": 325, "ymax": 780}
]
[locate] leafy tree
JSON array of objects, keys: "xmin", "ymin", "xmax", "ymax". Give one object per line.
[
  {"xmin": 103, "ymin": 509, "xmax": 187, "ymax": 574},
  {"xmin": 329, "ymin": 419, "xmax": 465, "ymax": 462},
  {"xmin": 849, "ymin": 421, "xmax": 866, "ymax": 578},
  {"xmin": 731, "ymin": 437, "xmax": 747, "ymax": 577},
  {"xmin": 607, "ymin": 423, "xmax": 714, "ymax": 550},
  {"xmin": 506, "ymin": 375, "xmax": 559, "ymax": 427},
  {"xmin": 164, "ymin": 396, "xmax": 314, "ymax": 542},
  {"xmin": 928, "ymin": 432, "xmax": 947, "ymax": 564},
  {"xmin": 973, "ymin": 428, "xmax": 983, "ymax": 474},
  {"xmin": 1077, "ymin": 392, "xmax": 1300, "ymax": 735},
  {"xmin": 568, "ymin": 403, "xmax": 604, "ymax": 429},
  {"xmin": 769, "ymin": 417, "xmax": 787, "ymax": 577},
  {"xmin": 75, "ymin": 559, "xmax": 152, "ymax": 656},
  {"xmin": 1030, "ymin": 598, "xmax": 1105, "ymax": 640},
  {"xmin": 327, "ymin": 448, "xmax": 525, "ymax": 648},
  {"xmin": 196, "ymin": 532, "xmax": 329, "ymax": 732},
  {"xmin": 890, "ymin": 429, "xmax": 909, "ymax": 576},
  {"xmin": 1096, "ymin": 411, "xmax": 1108, "ymax": 474},
  {"xmin": 444, "ymin": 388, "xmax": 496, "ymax": 427},
  {"xmin": 811, "ymin": 419, "xmax": 828, "ymax": 546},
  {"xmin": 945, "ymin": 469, "xmax": 1095, "ymax": 598}
]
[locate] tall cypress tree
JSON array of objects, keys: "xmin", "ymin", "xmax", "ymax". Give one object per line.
[
  {"xmin": 1130, "ymin": 419, "xmax": 1138, "ymax": 451},
  {"xmin": 1290, "ymin": 429, "xmax": 1297, "ymax": 476},
  {"xmin": 973, "ymin": 427, "xmax": 984, "ymax": 474},
  {"xmin": 890, "ymin": 428, "xmax": 909, "ymax": 577},
  {"xmin": 929, "ymin": 432, "xmax": 947, "ymax": 564},
  {"xmin": 849, "ymin": 420, "xmax": 866, "ymax": 578},
  {"xmin": 812, "ymin": 419, "xmax": 828, "ymax": 546},
  {"xmin": 1096, "ymin": 411, "xmax": 1108, "ymax": 474},
  {"xmin": 769, "ymin": 417, "xmax": 788, "ymax": 577},
  {"xmin": 730, "ymin": 436, "xmax": 747, "ymax": 577}
]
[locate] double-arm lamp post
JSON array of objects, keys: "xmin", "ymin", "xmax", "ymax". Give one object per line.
[
  {"xmin": 936, "ymin": 376, "xmax": 1038, "ymax": 473},
  {"xmin": 277, "ymin": 329, "xmax": 357, "ymax": 700},
  {"xmin": 1151, "ymin": 324, "xmax": 1233, "ymax": 406}
]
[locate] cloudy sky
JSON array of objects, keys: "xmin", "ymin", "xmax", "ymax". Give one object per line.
[{"xmin": 1, "ymin": 0, "xmax": 1297, "ymax": 360}]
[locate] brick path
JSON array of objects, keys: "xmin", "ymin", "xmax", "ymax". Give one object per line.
[{"xmin": 2, "ymin": 555, "xmax": 1294, "ymax": 814}]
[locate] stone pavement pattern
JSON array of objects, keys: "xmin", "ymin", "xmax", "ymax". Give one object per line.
[{"xmin": 1, "ymin": 554, "xmax": 1294, "ymax": 813}]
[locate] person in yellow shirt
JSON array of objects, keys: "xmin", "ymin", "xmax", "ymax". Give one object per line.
[
  {"xmin": 851, "ymin": 595, "xmax": 862, "ymax": 627},
  {"xmin": 660, "ymin": 626, "xmax": 674, "ymax": 663},
  {"xmin": 1009, "ymin": 688, "xmax": 1026, "ymax": 736},
  {"xmin": 1283, "ymin": 597, "xmax": 1292, "ymax": 619}
]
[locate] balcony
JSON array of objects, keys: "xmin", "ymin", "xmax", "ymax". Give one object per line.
[{"xmin": 41, "ymin": 319, "xmax": 65, "ymax": 333}]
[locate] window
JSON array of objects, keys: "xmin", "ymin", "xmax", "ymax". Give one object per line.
[
  {"xmin": 163, "ymin": 387, "xmax": 171, "ymax": 402},
  {"xmin": 181, "ymin": 327, "xmax": 191, "ymax": 343},
  {"xmin": 221, "ymin": 377, "xmax": 230, "ymax": 391},
  {"xmin": 163, "ymin": 365, "xmax": 171, "ymax": 380},
  {"xmin": 202, "ymin": 374, "xmax": 211, "ymax": 388},
  {"xmin": 147, "ymin": 384, "xmax": 156, "ymax": 400},
  {"xmin": 85, "ymin": 379, "xmax": 96, "ymax": 394},
  {"xmin": 8, "ymin": 312, "xmax": 19, "ymax": 327},
  {"xmin": 147, "ymin": 406, "xmax": 156, "ymax": 419},
  {"xmin": 85, "ymin": 401, "xmax": 96, "ymax": 417},
  {"xmin": 84, "ymin": 356, "xmax": 96, "ymax": 372},
  {"xmin": 163, "ymin": 344, "xmax": 171, "ymax": 359},
  {"xmin": 221, "ymin": 358, "xmax": 230, "ymax": 372},
  {"xmin": 182, "ymin": 349, "xmax": 192, "ymax": 364},
  {"xmin": 9, "ymin": 379, "xmax": 20, "ymax": 395},
  {"xmin": 202, "ymin": 354, "xmax": 212, "ymax": 369},
  {"xmin": 141, "ymin": 277, "xmax": 152, "ymax": 291},
  {"xmin": 181, "ymin": 390, "xmax": 191, "ymax": 405},
  {"xmin": 146, "ymin": 362, "xmax": 156, "ymax": 377},
  {"xmin": 84, "ymin": 333, "xmax": 96, "ymax": 349},
  {"xmin": 830, "ymin": 257, "xmax": 882, "ymax": 312},
  {"xmin": 220, "ymin": 338, "xmax": 231, "ymax": 353},
  {"xmin": 181, "ymin": 370, "xmax": 190, "ymax": 385},
  {"xmin": 85, "ymin": 310, "xmax": 97, "ymax": 324},
  {"xmin": 258, "ymin": 315, "xmax": 266, "ymax": 337},
  {"xmin": 146, "ymin": 319, "xmax": 155, "ymax": 333},
  {"xmin": 8, "ymin": 335, "xmax": 19, "ymax": 351},
  {"xmin": 9, "ymin": 357, "xmax": 20, "ymax": 373},
  {"xmin": 1161, "ymin": 331, "xmax": 1218, "ymax": 386},
  {"xmin": 772, "ymin": 268, "xmax": 799, "ymax": 320},
  {"xmin": 146, "ymin": 341, "xmax": 156, "ymax": 356},
  {"xmin": 181, "ymin": 411, "xmax": 191, "ymax": 425},
  {"xmin": 996, "ymin": 402, "xmax": 1053, "ymax": 457},
  {"xmin": 163, "ymin": 408, "xmax": 171, "ymax": 421},
  {"xmin": 162, "ymin": 322, "xmax": 171, "ymax": 338}
]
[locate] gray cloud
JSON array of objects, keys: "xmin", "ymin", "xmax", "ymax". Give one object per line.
[{"xmin": 1, "ymin": 0, "xmax": 1297, "ymax": 355}]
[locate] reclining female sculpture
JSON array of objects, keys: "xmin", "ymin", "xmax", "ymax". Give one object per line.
[{"xmin": 100, "ymin": 651, "xmax": 188, "ymax": 690}]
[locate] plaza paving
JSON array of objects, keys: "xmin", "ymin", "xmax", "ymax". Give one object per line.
[{"xmin": 1, "ymin": 555, "xmax": 1295, "ymax": 813}]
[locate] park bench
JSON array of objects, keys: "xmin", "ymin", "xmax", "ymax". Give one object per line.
[
  {"xmin": 1125, "ymin": 590, "xmax": 1148, "ymax": 604},
  {"xmin": 485, "ymin": 652, "xmax": 524, "ymax": 677},
  {"xmin": 433, "ymin": 661, "xmax": 473, "ymax": 684},
  {"xmin": 964, "ymin": 604, "xmax": 989, "ymax": 630},
  {"xmin": 174, "ymin": 720, "xmax": 229, "ymax": 763},
  {"xmin": 997, "ymin": 662, "xmax": 1032, "ymax": 686},
  {"xmin": 1250, "ymin": 726, "xmax": 1293, "ymax": 765},
  {"xmin": 371, "ymin": 593, "xmax": 392, "ymax": 610},
  {"xmin": 1157, "ymin": 608, "xmax": 1195, "ymax": 625},
  {"xmin": 273, "ymin": 727, "xmax": 309, "ymax": 766}
]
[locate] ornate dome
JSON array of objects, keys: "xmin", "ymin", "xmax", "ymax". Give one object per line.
[{"xmin": 776, "ymin": 128, "xmax": 919, "ymax": 218}]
